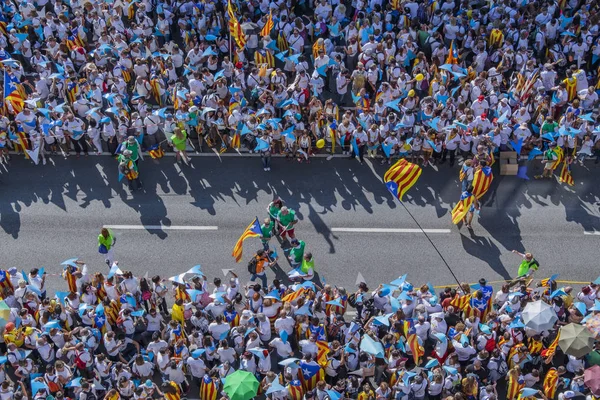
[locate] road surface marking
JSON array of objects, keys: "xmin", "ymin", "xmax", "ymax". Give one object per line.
[
  {"xmin": 104, "ymin": 225, "xmax": 218, "ymax": 231},
  {"xmin": 331, "ymin": 227, "xmax": 451, "ymax": 234},
  {"xmin": 584, "ymin": 231, "xmax": 600, "ymax": 235}
]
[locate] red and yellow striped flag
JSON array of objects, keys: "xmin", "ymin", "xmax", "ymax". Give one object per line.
[
  {"xmin": 383, "ymin": 159, "xmax": 422, "ymax": 201},
  {"xmin": 451, "ymin": 192, "xmax": 475, "ymax": 224},
  {"xmin": 446, "ymin": 40, "xmax": 459, "ymax": 64},
  {"xmin": 312, "ymin": 39, "xmax": 325, "ymax": 59},
  {"xmin": 288, "ymin": 380, "xmax": 303, "ymax": 400},
  {"xmin": 559, "ymin": 162, "xmax": 574, "ymax": 186},
  {"xmin": 227, "ymin": 0, "xmax": 247, "ymax": 49},
  {"xmin": 231, "ymin": 132, "xmax": 241, "ymax": 149},
  {"xmin": 254, "ymin": 50, "xmax": 275, "ymax": 68},
  {"xmin": 232, "ymin": 217, "xmax": 262, "ymax": 262},
  {"xmin": 542, "ymin": 331, "xmax": 560, "ymax": 360},
  {"xmin": 282, "ymin": 287, "xmax": 306, "ymax": 303},
  {"xmin": 550, "ymin": 146, "xmax": 564, "ymax": 170},
  {"xmin": 407, "ymin": 333, "xmax": 424, "ymax": 365},
  {"xmin": 277, "ymin": 32, "xmax": 289, "ymax": 52},
  {"xmin": 543, "ymin": 368, "xmax": 559, "ymax": 398},
  {"xmin": 261, "ymin": 11, "xmax": 274, "ymax": 37},
  {"xmin": 316, "ymin": 340, "xmax": 329, "ymax": 366},
  {"xmin": 200, "ymin": 375, "xmax": 218, "ymax": 400},
  {"xmin": 507, "ymin": 369, "xmax": 524, "ymax": 400},
  {"xmin": 472, "ymin": 166, "xmax": 493, "ymax": 199}
]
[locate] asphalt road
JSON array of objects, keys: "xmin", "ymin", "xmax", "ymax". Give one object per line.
[{"xmin": 1, "ymin": 154, "xmax": 599, "ymax": 294}]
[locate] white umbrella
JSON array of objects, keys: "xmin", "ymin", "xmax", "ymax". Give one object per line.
[{"xmin": 522, "ymin": 300, "xmax": 558, "ymax": 332}]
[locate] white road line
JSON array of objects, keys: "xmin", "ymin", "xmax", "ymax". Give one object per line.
[
  {"xmin": 104, "ymin": 225, "xmax": 218, "ymax": 231},
  {"xmin": 331, "ymin": 227, "xmax": 451, "ymax": 234},
  {"xmin": 584, "ymin": 231, "xmax": 600, "ymax": 235}
]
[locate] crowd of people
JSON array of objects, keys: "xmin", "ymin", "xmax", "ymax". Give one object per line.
[
  {"xmin": 0, "ymin": 198, "xmax": 599, "ymax": 400},
  {"xmin": 0, "ymin": 0, "xmax": 599, "ymax": 179}
]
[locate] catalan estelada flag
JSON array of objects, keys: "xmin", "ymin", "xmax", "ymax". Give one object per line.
[
  {"xmin": 383, "ymin": 159, "xmax": 422, "ymax": 201},
  {"xmin": 255, "ymin": 49, "xmax": 275, "ymax": 68},
  {"xmin": 288, "ymin": 379, "xmax": 303, "ymax": 400},
  {"xmin": 232, "ymin": 217, "xmax": 262, "ymax": 262},
  {"xmin": 277, "ymin": 32, "xmax": 289, "ymax": 52},
  {"xmin": 298, "ymin": 362, "xmax": 324, "ymax": 392},
  {"xmin": 66, "ymin": 81, "xmax": 79, "ymax": 104},
  {"xmin": 472, "ymin": 166, "xmax": 493, "ymax": 199},
  {"xmin": 261, "ymin": 11, "xmax": 274, "ymax": 37},
  {"xmin": 224, "ymin": 310, "xmax": 240, "ymax": 326},
  {"xmin": 451, "ymin": 191, "xmax": 475, "ymax": 224},
  {"xmin": 148, "ymin": 144, "xmax": 165, "ymax": 159},
  {"xmin": 445, "ymin": 40, "xmax": 459, "ymax": 64},
  {"xmin": 507, "ymin": 369, "xmax": 524, "ymax": 400},
  {"xmin": 0, "ymin": 269, "xmax": 13, "ymax": 292},
  {"xmin": 200, "ymin": 375, "xmax": 218, "ymax": 400},
  {"xmin": 543, "ymin": 367, "xmax": 559, "ymax": 398},
  {"xmin": 559, "ymin": 161, "xmax": 574, "ymax": 186},
  {"xmin": 4, "ymin": 70, "xmax": 24, "ymax": 114}
]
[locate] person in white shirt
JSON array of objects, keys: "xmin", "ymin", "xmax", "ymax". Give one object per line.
[
  {"xmin": 208, "ymin": 316, "xmax": 230, "ymax": 341},
  {"xmin": 269, "ymin": 335, "xmax": 293, "ymax": 358}
]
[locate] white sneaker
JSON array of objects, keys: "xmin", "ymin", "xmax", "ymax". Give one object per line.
[
  {"xmin": 42, "ymin": 158, "xmax": 46, "ymax": 165},
  {"xmin": 267, "ymin": 167, "xmax": 271, "ymax": 171},
  {"xmin": 264, "ymin": 168, "xmax": 268, "ymax": 171}
]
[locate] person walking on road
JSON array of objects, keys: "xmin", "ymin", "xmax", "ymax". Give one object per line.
[
  {"xmin": 98, "ymin": 228, "xmax": 116, "ymax": 266},
  {"xmin": 260, "ymin": 218, "xmax": 275, "ymax": 251},
  {"xmin": 170, "ymin": 127, "xmax": 190, "ymax": 165},
  {"xmin": 248, "ymin": 249, "xmax": 275, "ymax": 288},
  {"xmin": 276, "ymin": 206, "xmax": 298, "ymax": 243},
  {"xmin": 118, "ymin": 150, "xmax": 142, "ymax": 191}
]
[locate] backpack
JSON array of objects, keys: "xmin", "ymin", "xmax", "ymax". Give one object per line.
[
  {"xmin": 74, "ymin": 351, "xmax": 88, "ymax": 369},
  {"xmin": 484, "ymin": 336, "xmax": 496, "ymax": 353},
  {"xmin": 347, "ymin": 293, "xmax": 357, "ymax": 308},
  {"xmin": 247, "ymin": 257, "xmax": 258, "ymax": 274},
  {"xmin": 416, "ymin": 3, "xmax": 428, "ymax": 24}
]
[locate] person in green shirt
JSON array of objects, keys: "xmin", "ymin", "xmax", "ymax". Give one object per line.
[
  {"xmin": 276, "ymin": 206, "xmax": 298, "ymax": 241},
  {"xmin": 125, "ymin": 135, "xmax": 143, "ymax": 164},
  {"xmin": 300, "ymin": 253, "xmax": 315, "ymax": 281},
  {"xmin": 98, "ymin": 227, "xmax": 116, "ymax": 266},
  {"xmin": 510, "ymin": 250, "xmax": 539, "ymax": 286},
  {"xmin": 170, "ymin": 127, "xmax": 190, "ymax": 164},
  {"xmin": 260, "ymin": 218, "xmax": 275, "ymax": 251},
  {"xmin": 288, "ymin": 238, "xmax": 305, "ymax": 268},
  {"xmin": 540, "ymin": 117, "xmax": 558, "ymax": 135}
]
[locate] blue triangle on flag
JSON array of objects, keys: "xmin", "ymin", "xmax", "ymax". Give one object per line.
[{"xmin": 385, "ymin": 181, "xmax": 399, "ymax": 197}]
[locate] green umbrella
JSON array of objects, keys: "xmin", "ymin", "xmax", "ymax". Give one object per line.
[
  {"xmin": 559, "ymin": 323, "xmax": 595, "ymax": 358},
  {"xmin": 223, "ymin": 370, "xmax": 259, "ymax": 400}
]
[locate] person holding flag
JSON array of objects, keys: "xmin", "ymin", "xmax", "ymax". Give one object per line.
[{"xmin": 535, "ymin": 142, "xmax": 560, "ymax": 180}]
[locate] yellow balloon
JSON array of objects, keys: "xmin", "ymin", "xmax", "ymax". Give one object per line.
[
  {"xmin": 316, "ymin": 139, "xmax": 325, "ymax": 149},
  {"xmin": 415, "ymin": 73, "xmax": 424, "ymax": 81}
]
